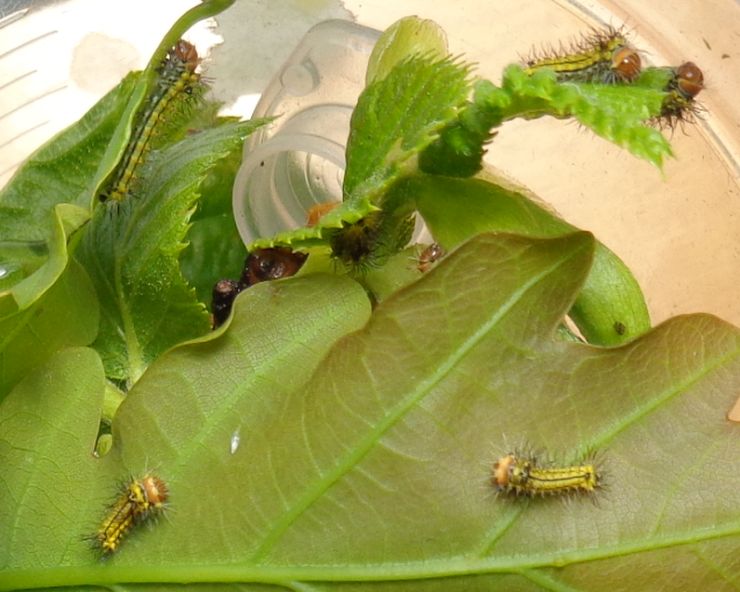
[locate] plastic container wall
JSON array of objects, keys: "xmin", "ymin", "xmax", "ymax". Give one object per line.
[{"xmin": 232, "ymin": 20, "xmax": 379, "ymax": 246}]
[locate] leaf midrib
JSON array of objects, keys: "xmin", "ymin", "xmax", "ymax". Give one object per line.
[{"xmin": 5, "ymin": 520, "xmax": 739, "ymax": 590}]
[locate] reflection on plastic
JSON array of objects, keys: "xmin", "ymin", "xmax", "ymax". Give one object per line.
[{"xmin": 233, "ymin": 20, "xmax": 381, "ymax": 246}]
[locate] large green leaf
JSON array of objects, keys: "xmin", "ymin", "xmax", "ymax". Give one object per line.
[
  {"xmin": 0, "ymin": 76, "xmax": 138, "ymax": 318},
  {"xmin": 0, "ymin": 347, "xmax": 108, "ymax": 573},
  {"xmin": 180, "ymin": 150, "xmax": 248, "ymax": 306},
  {"xmin": 250, "ymin": 54, "xmax": 471, "ymax": 252},
  {"xmin": 0, "ymin": 203, "xmax": 99, "ymax": 402},
  {"xmin": 2, "ymin": 233, "xmax": 738, "ymax": 590},
  {"xmin": 0, "ymin": 273, "xmax": 371, "ymax": 589},
  {"xmin": 75, "ymin": 121, "xmax": 265, "ymax": 385},
  {"xmin": 0, "ymin": 255, "xmax": 99, "ymax": 402},
  {"xmin": 408, "ymin": 174, "xmax": 650, "ymax": 344}
]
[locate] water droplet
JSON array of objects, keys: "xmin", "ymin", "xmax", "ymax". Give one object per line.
[
  {"xmin": 0, "ymin": 260, "xmax": 23, "ymax": 289},
  {"xmin": 0, "ymin": 240, "xmax": 49, "ymax": 290},
  {"xmin": 230, "ymin": 429, "xmax": 241, "ymax": 454}
]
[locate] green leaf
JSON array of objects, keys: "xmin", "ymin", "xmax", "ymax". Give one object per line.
[
  {"xmin": 500, "ymin": 65, "xmax": 673, "ymax": 167},
  {"xmin": 250, "ymin": 54, "xmax": 472, "ymax": 253},
  {"xmin": 365, "ymin": 16, "xmax": 449, "ymax": 84},
  {"xmin": 0, "ymin": 203, "xmax": 89, "ymax": 317},
  {"xmin": 0, "ymin": 75, "xmax": 138, "ymax": 247},
  {"xmin": 0, "ymin": 203, "xmax": 99, "ymax": 401},
  {"xmin": 3, "ymin": 233, "xmax": 739, "ymax": 590},
  {"xmin": 75, "ymin": 121, "xmax": 265, "ymax": 385},
  {"xmin": 0, "ymin": 76, "xmax": 139, "ymax": 313},
  {"xmin": 0, "ymin": 274, "xmax": 371, "ymax": 589},
  {"xmin": 419, "ymin": 79, "xmax": 509, "ymax": 177},
  {"xmin": 0, "ymin": 347, "xmax": 109, "ymax": 573},
  {"xmin": 344, "ymin": 55, "xmax": 471, "ymax": 203},
  {"xmin": 409, "ymin": 173, "xmax": 650, "ymax": 343},
  {"xmin": 421, "ymin": 64, "xmax": 676, "ymax": 177},
  {"xmin": 0, "ymin": 256, "xmax": 99, "ymax": 401},
  {"xmin": 180, "ymin": 150, "xmax": 248, "ymax": 306},
  {"xmin": 359, "ymin": 245, "xmax": 425, "ymax": 302}
]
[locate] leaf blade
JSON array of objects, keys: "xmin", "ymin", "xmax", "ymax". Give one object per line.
[
  {"xmin": 2, "ymin": 234, "xmax": 740, "ymax": 589},
  {"xmin": 76, "ymin": 120, "xmax": 267, "ymax": 384}
]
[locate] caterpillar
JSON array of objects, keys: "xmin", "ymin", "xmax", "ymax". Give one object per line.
[
  {"xmin": 103, "ymin": 40, "xmax": 201, "ymax": 202},
  {"xmin": 96, "ymin": 474, "xmax": 169, "ymax": 554},
  {"xmin": 524, "ymin": 26, "xmax": 641, "ymax": 84},
  {"xmin": 328, "ymin": 210, "xmax": 416, "ymax": 272},
  {"xmin": 328, "ymin": 212, "xmax": 384, "ymax": 269},
  {"xmin": 492, "ymin": 451, "xmax": 601, "ymax": 498},
  {"xmin": 655, "ymin": 61, "xmax": 704, "ymax": 129}
]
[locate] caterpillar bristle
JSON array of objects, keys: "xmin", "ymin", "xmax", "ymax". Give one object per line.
[
  {"xmin": 651, "ymin": 61, "xmax": 705, "ymax": 131},
  {"xmin": 523, "ymin": 25, "xmax": 641, "ymax": 84}
]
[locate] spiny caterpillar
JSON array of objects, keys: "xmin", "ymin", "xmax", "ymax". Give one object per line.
[
  {"xmin": 492, "ymin": 451, "xmax": 601, "ymax": 498},
  {"xmin": 103, "ymin": 40, "xmax": 201, "ymax": 202},
  {"xmin": 523, "ymin": 26, "xmax": 641, "ymax": 84},
  {"xmin": 96, "ymin": 474, "xmax": 169, "ymax": 554},
  {"xmin": 328, "ymin": 211, "xmax": 385, "ymax": 269},
  {"xmin": 329, "ymin": 210, "xmax": 416, "ymax": 272},
  {"xmin": 655, "ymin": 61, "xmax": 705, "ymax": 129}
]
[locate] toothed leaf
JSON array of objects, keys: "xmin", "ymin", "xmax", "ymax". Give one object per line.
[
  {"xmin": 75, "ymin": 120, "xmax": 266, "ymax": 385},
  {"xmin": 249, "ymin": 55, "xmax": 471, "ymax": 253}
]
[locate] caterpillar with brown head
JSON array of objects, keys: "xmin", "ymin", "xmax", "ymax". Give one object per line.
[
  {"xmin": 492, "ymin": 451, "xmax": 602, "ymax": 498},
  {"xmin": 95, "ymin": 474, "xmax": 169, "ymax": 555},
  {"xmin": 102, "ymin": 40, "xmax": 202, "ymax": 202},
  {"xmin": 655, "ymin": 61, "xmax": 705, "ymax": 129},
  {"xmin": 524, "ymin": 26, "xmax": 641, "ymax": 84}
]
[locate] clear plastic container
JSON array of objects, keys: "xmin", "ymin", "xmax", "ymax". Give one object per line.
[{"xmin": 232, "ymin": 20, "xmax": 379, "ymax": 246}]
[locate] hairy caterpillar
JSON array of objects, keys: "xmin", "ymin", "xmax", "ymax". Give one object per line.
[
  {"xmin": 328, "ymin": 212, "xmax": 384, "ymax": 269},
  {"xmin": 492, "ymin": 451, "xmax": 601, "ymax": 498},
  {"xmin": 329, "ymin": 210, "xmax": 416, "ymax": 272},
  {"xmin": 96, "ymin": 474, "xmax": 169, "ymax": 554},
  {"xmin": 103, "ymin": 40, "xmax": 201, "ymax": 202},
  {"xmin": 655, "ymin": 61, "xmax": 704, "ymax": 129},
  {"xmin": 524, "ymin": 26, "xmax": 641, "ymax": 84}
]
